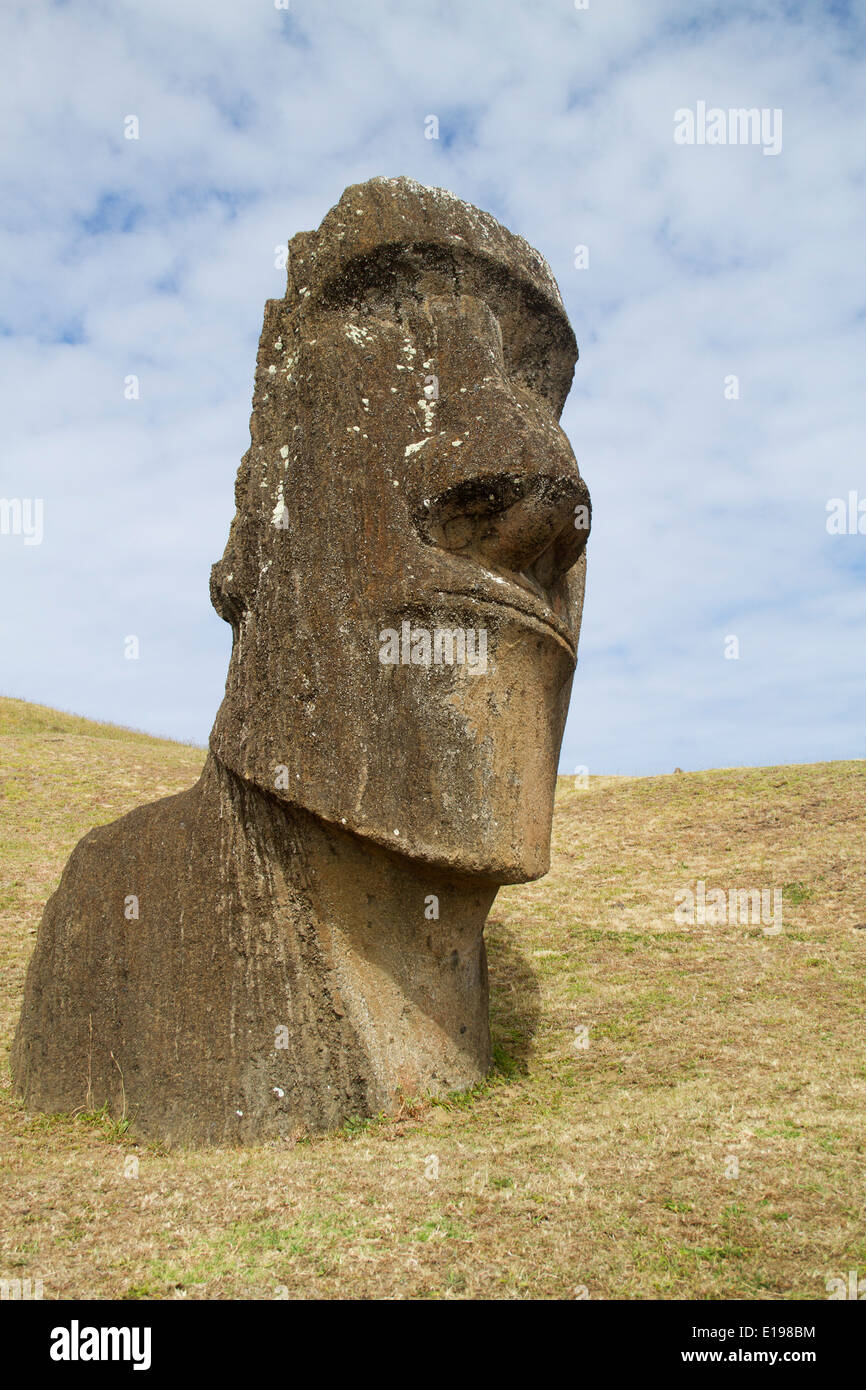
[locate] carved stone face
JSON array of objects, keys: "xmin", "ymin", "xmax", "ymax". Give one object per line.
[{"xmin": 209, "ymin": 178, "xmax": 590, "ymax": 883}]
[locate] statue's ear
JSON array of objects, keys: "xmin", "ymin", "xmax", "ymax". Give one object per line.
[
  {"xmin": 210, "ymin": 446, "xmax": 263, "ymax": 633},
  {"xmin": 209, "ymin": 557, "xmax": 247, "ymax": 631}
]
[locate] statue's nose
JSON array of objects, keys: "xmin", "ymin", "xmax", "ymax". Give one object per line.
[{"xmin": 413, "ymin": 468, "xmax": 591, "ymax": 592}]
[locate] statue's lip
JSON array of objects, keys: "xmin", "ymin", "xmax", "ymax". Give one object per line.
[{"xmin": 429, "ymin": 583, "xmax": 577, "ymax": 659}]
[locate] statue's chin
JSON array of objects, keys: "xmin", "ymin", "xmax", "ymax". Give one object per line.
[
  {"xmin": 209, "ymin": 615, "xmax": 570, "ymax": 887},
  {"xmin": 228, "ymin": 768, "xmax": 553, "ymax": 886}
]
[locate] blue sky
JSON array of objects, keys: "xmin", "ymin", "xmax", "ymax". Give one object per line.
[{"xmin": 0, "ymin": 0, "xmax": 863, "ymax": 774}]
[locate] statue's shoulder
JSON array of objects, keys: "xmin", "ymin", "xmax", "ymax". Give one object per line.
[{"xmin": 56, "ymin": 777, "xmax": 208, "ymax": 899}]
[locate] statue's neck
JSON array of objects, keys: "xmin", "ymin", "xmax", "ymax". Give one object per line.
[{"xmin": 204, "ymin": 752, "xmax": 497, "ymax": 1101}]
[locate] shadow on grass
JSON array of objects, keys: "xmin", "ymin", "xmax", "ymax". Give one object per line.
[{"xmin": 485, "ymin": 922, "xmax": 542, "ymax": 1077}]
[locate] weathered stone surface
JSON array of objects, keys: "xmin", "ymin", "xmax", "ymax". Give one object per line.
[{"xmin": 12, "ymin": 176, "xmax": 591, "ymax": 1144}]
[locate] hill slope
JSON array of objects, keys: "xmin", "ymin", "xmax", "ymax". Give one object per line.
[{"xmin": 0, "ymin": 695, "xmax": 863, "ymax": 1299}]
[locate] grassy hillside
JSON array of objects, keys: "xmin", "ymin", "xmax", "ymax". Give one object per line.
[{"xmin": 0, "ymin": 694, "xmax": 863, "ymax": 1300}]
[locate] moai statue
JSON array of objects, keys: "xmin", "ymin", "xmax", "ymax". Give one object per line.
[{"xmin": 12, "ymin": 177, "xmax": 591, "ymax": 1144}]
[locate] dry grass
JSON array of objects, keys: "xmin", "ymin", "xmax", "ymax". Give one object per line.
[{"xmin": 0, "ymin": 694, "xmax": 863, "ymax": 1300}]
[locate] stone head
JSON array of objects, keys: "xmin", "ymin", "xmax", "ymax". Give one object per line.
[{"xmin": 209, "ymin": 176, "xmax": 590, "ymax": 883}]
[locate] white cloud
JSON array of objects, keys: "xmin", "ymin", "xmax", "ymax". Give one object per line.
[{"xmin": 0, "ymin": 0, "xmax": 863, "ymax": 769}]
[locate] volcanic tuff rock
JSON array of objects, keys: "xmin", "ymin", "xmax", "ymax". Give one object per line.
[{"xmin": 12, "ymin": 176, "xmax": 591, "ymax": 1144}]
